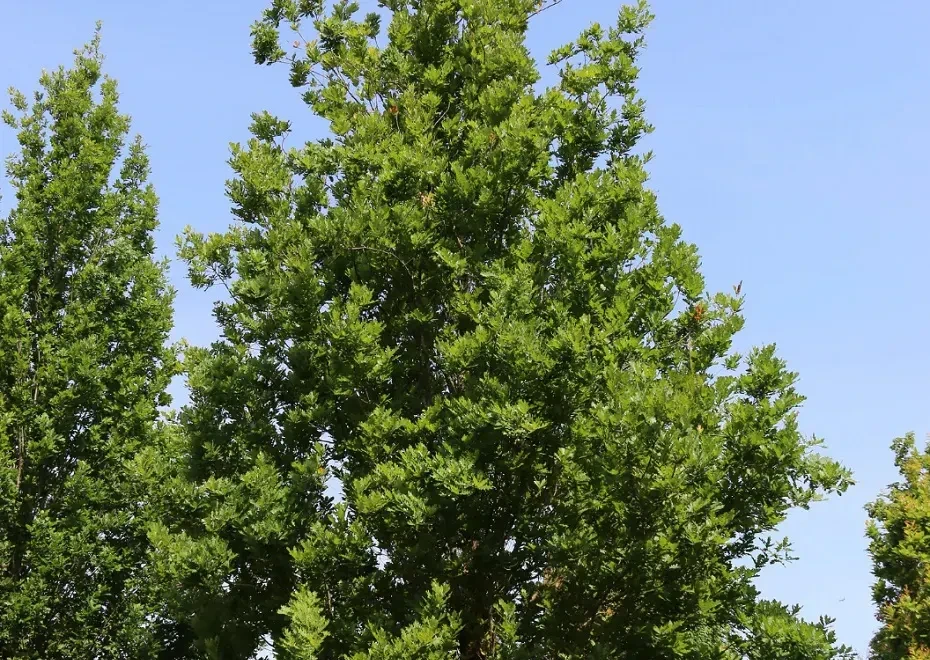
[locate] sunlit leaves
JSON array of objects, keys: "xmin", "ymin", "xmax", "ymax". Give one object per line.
[
  {"xmin": 0, "ymin": 31, "xmax": 178, "ymax": 657},
  {"xmin": 174, "ymin": 0, "xmax": 854, "ymax": 657}
]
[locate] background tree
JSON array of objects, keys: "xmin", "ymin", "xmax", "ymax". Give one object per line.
[
  {"xmin": 867, "ymin": 433, "xmax": 930, "ymax": 660},
  {"xmin": 0, "ymin": 30, "xmax": 178, "ymax": 658},
  {"xmin": 166, "ymin": 0, "xmax": 855, "ymax": 657}
]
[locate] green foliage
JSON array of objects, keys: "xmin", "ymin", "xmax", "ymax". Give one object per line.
[
  {"xmin": 731, "ymin": 601, "xmax": 855, "ymax": 660},
  {"xmin": 277, "ymin": 585, "xmax": 330, "ymax": 659},
  {"xmin": 867, "ymin": 433, "xmax": 930, "ymax": 660},
  {"xmin": 0, "ymin": 29, "xmax": 178, "ymax": 658},
  {"xmin": 175, "ymin": 0, "xmax": 851, "ymax": 658}
]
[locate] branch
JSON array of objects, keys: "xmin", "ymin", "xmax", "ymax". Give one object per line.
[
  {"xmin": 346, "ymin": 245, "xmax": 414, "ymax": 283},
  {"xmin": 530, "ymin": 0, "xmax": 568, "ymax": 18}
]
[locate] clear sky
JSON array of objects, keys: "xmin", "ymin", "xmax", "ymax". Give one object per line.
[{"xmin": 2, "ymin": 0, "xmax": 928, "ymax": 655}]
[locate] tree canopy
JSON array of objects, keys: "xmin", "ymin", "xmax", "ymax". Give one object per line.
[
  {"xmin": 867, "ymin": 434, "xmax": 930, "ymax": 660},
  {"xmin": 0, "ymin": 3, "xmax": 873, "ymax": 659},
  {"xmin": 0, "ymin": 30, "xmax": 177, "ymax": 657},
  {"xmin": 146, "ymin": 0, "xmax": 857, "ymax": 658}
]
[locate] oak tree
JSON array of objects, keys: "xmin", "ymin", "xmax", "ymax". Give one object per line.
[{"xmin": 166, "ymin": 1, "xmax": 854, "ymax": 658}]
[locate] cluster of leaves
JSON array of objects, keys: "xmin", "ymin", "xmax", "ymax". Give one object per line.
[
  {"xmin": 0, "ymin": 2, "xmax": 863, "ymax": 659},
  {"xmin": 867, "ymin": 434, "xmax": 930, "ymax": 660}
]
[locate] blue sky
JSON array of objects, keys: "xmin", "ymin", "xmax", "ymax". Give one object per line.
[{"xmin": 2, "ymin": 0, "xmax": 928, "ymax": 654}]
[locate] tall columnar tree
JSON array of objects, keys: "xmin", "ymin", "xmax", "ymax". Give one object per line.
[
  {"xmin": 0, "ymin": 32, "xmax": 177, "ymax": 657},
  {"xmin": 867, "ymin": 433, "xmax": 930, "ymax": 660},
  {"xmin": 166, "ymin": 0, "xmax": 853, "ymax": 657}
]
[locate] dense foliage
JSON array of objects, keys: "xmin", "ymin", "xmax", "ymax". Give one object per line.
[
  {"xmin": 867, "ymin": 434, "xmax": 930, "ymax": 660},
  {"xmin": 151, "ymin": 0, "xmax": 855, "ymax": 658},
  {"xmin": 0, "ymin": 3, "xmax": 869, "ymax": 659},
  {"xmin": 0, "ymin": 32, "xmax": 177, "ymax": 657}
]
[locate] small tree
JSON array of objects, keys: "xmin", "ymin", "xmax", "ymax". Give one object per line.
[
  {"xmin": 0, "ymin": 31, "xmax": 177, "ymax": 657},
  {"xmin": 867, "ymin": 433, "xmax": 930, "ymax": 660},
  {"xmin": 169, "ymin": 1, "xmax": 854, "ymax": 657}
]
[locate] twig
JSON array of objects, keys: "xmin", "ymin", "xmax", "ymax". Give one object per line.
[
  {"xmin": 346, "ymin": 245, "xmax": 414, "ymax": 282},
  {"xmin": 208, "ymin": 264, "xmax": 234, "ymax": 299},
  {"xmin": 530, "ymin": 0, "xmax": 568, "ymax": 18},
  {"xmin": 16, "ymin": 427, "xmax": 24, "ymax": 493}
]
